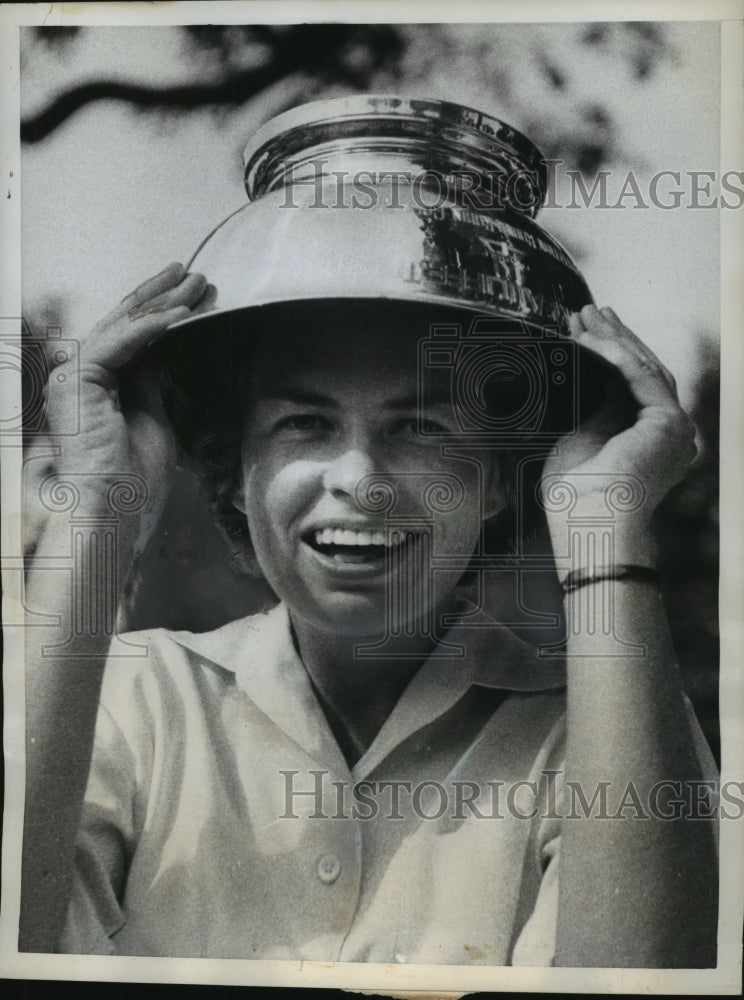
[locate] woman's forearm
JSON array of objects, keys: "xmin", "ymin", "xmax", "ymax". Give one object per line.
[
  {"xmin": 555, "ymin": 530, "xmax": 718, "ymax": 967},
  {"xmin": 21, "ymin": 504, "xmax": 140, "ymax": 952},
  {"xmin": 20, "ymin": 264, "xmax": 196, "ymax": 951}
]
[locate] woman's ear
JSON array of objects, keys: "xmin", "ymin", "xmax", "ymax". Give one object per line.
[{"xmin": 231, "ymin": 477, "xmax": 247, "ymax": 515}]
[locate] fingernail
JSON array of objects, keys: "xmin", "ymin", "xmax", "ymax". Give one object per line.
[
  {"xmin": 128, "ymin": 300, "xmax": 167, "ymax": 321},
  {"xmin": 121, "ymin": 263, "xmax": 184, "ymax": 305},
  {"xmin": 159, "ymin": 262, "xmax": 184, "ymax": 277}
]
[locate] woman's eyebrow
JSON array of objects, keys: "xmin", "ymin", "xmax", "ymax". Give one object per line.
[
  {"xmin": 262, "ymin": 388, "xmax": 339, "ymax": 408},
  {"xmin": 258, "ymin": 389, "xmax": 453, "ymax": 409},
  {"xmin": 386, "ymin": 391, "xmax": 452, "ymax": 410}
]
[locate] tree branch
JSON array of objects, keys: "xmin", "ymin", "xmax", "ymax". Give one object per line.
[{"xmin": 21, "ymin": 25, "xmax": 405, "ymax": 143}]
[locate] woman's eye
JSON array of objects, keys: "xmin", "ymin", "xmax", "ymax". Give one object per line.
[
  {"xmin": 275, "ymin": 414, "xmax": 330, "ymax": 434},
  {"xmin": 419, "ymin": 417, "xmax": 448, "ymax": 434},
  {"xmin": 392, "ymin": 417, "xmax": 448, "ymax": 437}
]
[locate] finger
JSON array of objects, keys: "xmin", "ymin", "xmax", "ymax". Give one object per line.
[
  {"xmin": 574, "ymin": 327, "xmax": 678, "ymax": 411},
  {"xmin": 126, "ymin": 271, "xmax": 207, "ymax": 320},
  {"xmin": 86, "ymin": 304, "xmax": 193, "ymax": 371},
  {"xmin": 568, "ymin": 310, "xmax": 586, "ymax": 337},
  {"xmin": 114, "ymin": 262, "xmax": 187, "ymax": 316},
  {"xmin": 191, "ymin": 281, "xmax": 218, "ymax": 315},
  {"xmin": 83, "ymin": 271, "xmax": 206, "ymax": 369},
  {"xmin": 598, "ymin": 311, "xmax": 678, "ymax": 393},
  {"xmin": 581, "ymin": 305, "xmax": 678, "ymax": 395},
  {"xmin": 587, "ymin": 306, "xmax": 677, "ymax": 390}
]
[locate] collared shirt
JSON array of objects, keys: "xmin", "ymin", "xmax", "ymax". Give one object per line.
[{"xmin": 59, "ymin": 602, "xmax": 714, "ymax": 965}]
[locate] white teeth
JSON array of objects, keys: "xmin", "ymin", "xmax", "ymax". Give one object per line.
[{"xmin": 313, "ymin": 528, "xmax": 394, "ymax": 547}]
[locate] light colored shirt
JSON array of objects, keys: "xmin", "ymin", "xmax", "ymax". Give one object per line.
[{"xmin": 59, "ymin": 602, "xmax": 715, "ymax": 965}]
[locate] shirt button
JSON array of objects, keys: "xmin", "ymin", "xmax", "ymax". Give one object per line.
[{"xmin": 317, "ymin": 853, "xmax": 341, "ymax": 884}]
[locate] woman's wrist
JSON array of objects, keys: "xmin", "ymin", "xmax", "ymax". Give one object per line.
[
  {"xmin": 550, "ymin": 520, "xmax": 658, "ymax": 586},
  {"xmin": 561, "ymin": 564, "xmax": 660, "ymax": 596}
]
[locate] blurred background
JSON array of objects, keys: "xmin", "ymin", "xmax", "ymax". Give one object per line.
[{"xmin": 19, "ymin": 21, "xmax": 720, "ymax": 760}]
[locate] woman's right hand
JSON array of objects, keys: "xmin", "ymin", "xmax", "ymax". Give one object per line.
[
  {"xmin": 45, "ymin": 262, "xmax": 209, "ymax": 543},
  {"xmin": 21, "ymin": 262, "xmax": 210, "ymax": 953}
]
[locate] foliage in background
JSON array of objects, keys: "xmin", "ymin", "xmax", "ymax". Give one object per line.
[{"xmin": 22, "ymin": 22, "xmax": 677, "ymax": 171}]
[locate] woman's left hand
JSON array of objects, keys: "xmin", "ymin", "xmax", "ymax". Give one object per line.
[{"xmin": 541, "ymin": 305, "xmax": 697, "ymax": 545}]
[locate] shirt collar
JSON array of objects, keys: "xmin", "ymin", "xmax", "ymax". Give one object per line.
[
  {"xmin": 170, "ymin": 603, "xmax": 350, "ymax": 776},
  {"xmin": 170, "ymin": 602, "xmax": 565, "ymax": 778}
]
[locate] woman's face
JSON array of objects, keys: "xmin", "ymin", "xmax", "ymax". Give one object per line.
[{"xmin": 236, "ymin": 306, "xmax": 503, "ymax": 637}]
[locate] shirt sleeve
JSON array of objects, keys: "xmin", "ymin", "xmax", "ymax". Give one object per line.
[
  {"xmin": 510, "ymin": 694, "xmax": 719, "ymax": 967},
  {"xmin": 57, "ymin": 664, "xmax": 145, "ymax": 954}
]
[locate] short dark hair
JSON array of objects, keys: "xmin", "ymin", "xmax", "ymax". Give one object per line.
[{"xmin": 159, "ymin": 327, "xmax": 257, "ymax": 574}]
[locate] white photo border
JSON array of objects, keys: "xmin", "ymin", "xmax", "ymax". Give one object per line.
[{"xmin": 1, "ymin": 1, "xmax": 742, "ymax": 994}]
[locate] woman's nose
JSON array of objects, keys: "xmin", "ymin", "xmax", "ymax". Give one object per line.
[{"xmin": 322, "ymin": 447, "xmax": 377, "ymax": 500}]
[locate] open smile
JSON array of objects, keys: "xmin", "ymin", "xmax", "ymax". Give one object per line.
[{"xmin": 301, "ymin": 525, "xmax": 417, "ymax": 571}]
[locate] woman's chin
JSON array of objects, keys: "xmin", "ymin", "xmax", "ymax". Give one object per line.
[{"xmin": 297, "ymin": 595, "xmax": 436, "ymax": 643}]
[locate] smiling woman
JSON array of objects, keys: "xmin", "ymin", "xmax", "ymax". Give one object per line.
[
  {"xmin": 239, "ymin": 310, "xmax": 500, "ymax": 636},
  {"xmin": 20, "ymin": 95, "xmax": 718, "ymax": 971}
]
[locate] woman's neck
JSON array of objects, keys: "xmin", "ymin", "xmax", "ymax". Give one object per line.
[{"xmin": 288, "ymin": 602, "xmax": 457, "ymax": 764}]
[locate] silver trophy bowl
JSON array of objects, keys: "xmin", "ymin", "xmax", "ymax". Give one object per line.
[{"xmin": 178, "ymin": 95, "xmax": 593, "ymax": 333}]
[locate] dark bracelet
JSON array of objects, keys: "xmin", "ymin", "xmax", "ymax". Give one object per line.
[{"xmin": 561, "ymin": 564, "xmax": 660, "ymax": 596}]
